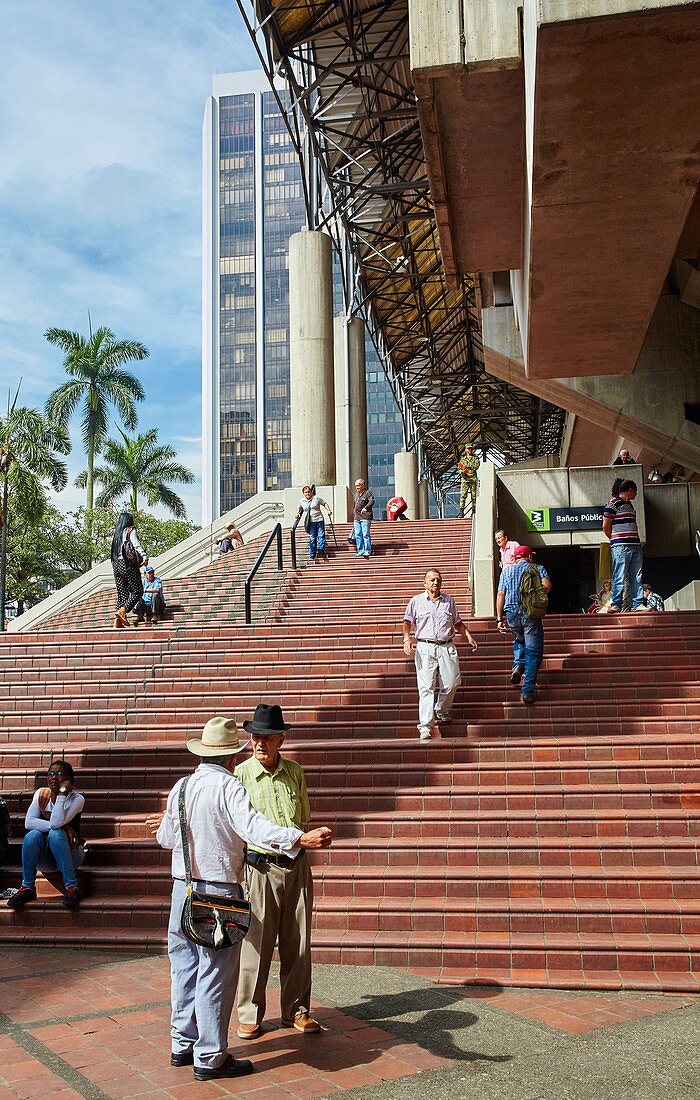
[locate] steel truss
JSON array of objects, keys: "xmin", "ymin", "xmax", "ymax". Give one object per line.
[{"xmin": 235, "ymin": 0, "xmax": 566, "ymax": 500}]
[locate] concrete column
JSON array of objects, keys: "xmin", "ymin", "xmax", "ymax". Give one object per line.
[
  {"xmin": 334, "ymin": 315, "xmax": 368, "ymax": 488},
  {"xmin": 418, "ymin": 479, "xmax": 430, "ymax": 519},
  {"xmin": 289, "ymin": 230, "xmax": 335, "ymax": 487},
  {"xmin": 394, "ymin": 451, "xmax": 419, "ymax": 521}
]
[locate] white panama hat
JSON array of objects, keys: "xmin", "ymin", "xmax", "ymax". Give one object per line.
[{"xmin": 187, "ymin": 716, "xmax": 249, "ymax": 757}]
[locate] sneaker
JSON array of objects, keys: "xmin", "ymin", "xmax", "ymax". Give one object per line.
[
  {"xmin": 434, "ymin": 711, "xmax": 451, "ymax": 722},
  {"xmin": 521, "ymin": 693, "xmax": 536, "ymax": 706},
  {"xmin": 63, "ymin": 885, "xmax": 81, "ymax": 908},
  {"xmin": 418, "ymin": 730, "xmax": 433, "ymax": 741},
  {"xmin": 6, "ymin": 885, "xmax": 37, "ymax": 909},
  {"xmin": 193, "ymin": 1055, "xmax": 254, "ymax": 1081},
  {"xmin": 607, "ymin": 605, "xmax": 621, "ymax": 613},
  {"xmin": 510, "ymin": 667, "xmax": 523, "ymax": 686}
]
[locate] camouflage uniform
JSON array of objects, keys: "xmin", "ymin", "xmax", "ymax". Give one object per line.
[{"xmin": 458, "ymin": 450, "xmax": 481, "ymax": 516}]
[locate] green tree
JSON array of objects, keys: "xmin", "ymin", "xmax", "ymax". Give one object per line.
[
  {"xmin": 77, "ymin": 427, "xmax": 194, "ymax": 520},
  {"xmin": 44, "ymin": 326, "xmax": 148, "ymax": 514},
  {"xmin": 51, "ymin": 506, "xmax": 199, "ymax": 576},
  {"xmin": 5, "ymin": 506, "xmax": 72, "ymax": 616},
  {"xmin": 0, "ymin": 400, "xmax": 70, "ymax": 628}
]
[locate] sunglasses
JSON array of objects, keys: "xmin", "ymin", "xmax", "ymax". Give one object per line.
[{"xmin": 47, "ymin": 770, "xmax": 65, "ymax": 779}]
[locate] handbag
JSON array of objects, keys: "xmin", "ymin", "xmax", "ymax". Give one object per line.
[
  {"xmin": 122, "ymin": 530, "xmax": 144, "ymax": 568},
  {"xmin": 177, "ymin": 776, "xmax": 251, "ymax": 950}
]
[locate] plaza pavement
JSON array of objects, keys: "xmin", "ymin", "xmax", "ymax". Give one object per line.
[{"xmin": 0, "ymin": 949, "xmax": 697, "ymax": 1100}]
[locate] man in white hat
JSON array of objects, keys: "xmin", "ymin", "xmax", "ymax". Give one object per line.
[{"xmin": 154, "ymin": 716, "xmax": 332, "ymax": 1082}]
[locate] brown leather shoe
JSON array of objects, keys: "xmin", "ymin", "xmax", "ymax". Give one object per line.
[
  {"xmin": 282, "ymin": 1012, "xmax": 321, "ymax": 1034},
  {"xmin": 116, "ymin": 606, "xmax": 130, "ymax": 628},
  {"xmin": 236, "ymin": 1023, "xmax": 261, "ymax": 1040}
]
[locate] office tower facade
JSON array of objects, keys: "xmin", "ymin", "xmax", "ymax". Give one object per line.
[{"xmin": 202, "ymin": 71, "xmax": 403, "ymax": 523}]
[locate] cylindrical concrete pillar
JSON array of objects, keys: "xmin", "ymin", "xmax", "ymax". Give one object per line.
[
  {"xmin": 394, "ymin": 451, "xmax": 419, "ymax": 521},
  {"xmin": 290, "ymin": 230, "xmax": 335, "ymax": 486},
  {"xmin": 334, "ymin": 315, "xmax": 368, "ymax": 488},
  {"xmin": 418, "ymin": 479, "xmax": 430, "ymax": 520}
]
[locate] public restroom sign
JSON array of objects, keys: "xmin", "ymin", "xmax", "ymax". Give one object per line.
[{"xmin": 526, "ymin": 507, "xmax": 604, "ymax": 532}]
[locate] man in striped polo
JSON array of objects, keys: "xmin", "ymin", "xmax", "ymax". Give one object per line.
[{"xmin": 602, "ymin": 479, "xmax": 644, "ymax": 613}]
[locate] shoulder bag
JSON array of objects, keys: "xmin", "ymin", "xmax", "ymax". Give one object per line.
[{"xmin": 177, "ymin": 776, "xmax": 251, "ymax": 950}]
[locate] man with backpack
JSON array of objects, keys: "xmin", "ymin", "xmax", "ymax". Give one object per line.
[{"xmin": 496, "ymin": 545, "xmax": 552, "ymax": 706}]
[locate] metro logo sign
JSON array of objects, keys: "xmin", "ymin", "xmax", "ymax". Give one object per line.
[{"xmin": 526, "ymin": 507, "xmax": 604, "ymax": 533}]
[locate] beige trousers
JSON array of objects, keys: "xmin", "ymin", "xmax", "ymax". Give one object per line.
[{"xmin": 236, "ymin": 853, "xmax": 313, "ymax": 1026}]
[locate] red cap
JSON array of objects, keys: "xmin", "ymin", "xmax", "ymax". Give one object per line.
[{"xmin": 514, "ymin": 545, "xmax": 534, "ymax": 560}]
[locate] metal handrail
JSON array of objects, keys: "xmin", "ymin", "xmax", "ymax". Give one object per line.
[
  {"xmin": 244, "ymin": 523, "xmax": 283, "ymax": 624},
  {"xmin": 290, "ymin": 512, "xmax": 302, "ymax": 570}
]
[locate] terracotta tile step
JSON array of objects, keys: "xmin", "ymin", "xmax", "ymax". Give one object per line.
[
  {"xmin": 32, "ymin": 863, "xmax": 696, "ymax": 902},
  {"xmin": 328, "ymin": 808, "xmax": 700, "ymax": 841},
  {"xmin": 308, "ymin": 836, "xmax": 700, "ymax": 870},
  {"xmin": 2, "ymin": 717, "xmax": 698, "ymax": 747},
  {"xmin": 4, "ymin": 761, "xmax": 695, "ymax": 805},
  {"xmin": 416, "ymin": 965, "xmax": 700, "ymax": 994},
  {"xmin": 309, "ymin": 928, "xmax": 700, "ymax": 975},
  {"xmin": 4, "ymin": 733, "xmax": 698, "ymax": 775},
  {"xmin": 0, "ymin": 896, "xmax": 170, "ymax": 931},
  {"xmin": 313, "ymin": 896, "xmax": 700, "ymax": 937},
  {"xmin": 2, "ymin": 729, "xmax": 699, "ymax": 767}
]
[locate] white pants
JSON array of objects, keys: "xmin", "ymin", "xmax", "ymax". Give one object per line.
[{"xmin": 414, "ymin": 640, "xmax": 461, "ymax": 735}]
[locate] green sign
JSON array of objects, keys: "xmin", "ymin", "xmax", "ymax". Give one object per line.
[
  {"xmin": 526, "ymin": 507, "xmax": 604, "ymax": 533},
  {"xmin": 526, "ymin": 508, "xmax": 550, "ymax": 531}
]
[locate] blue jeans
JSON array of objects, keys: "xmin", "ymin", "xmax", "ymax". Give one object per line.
[
  {"xmin": 506, "ymin": 610, "xmax": 544, "ymax": 697},
  {"xmin": 21, "ymin": 828, "xmax": 85, "ymax": 889},
  {"xmin": 308, "ymin": 520, "xmax": 326, "ymax": 559},
  {"xmin": 354, "ymin": 518, "xmax": 372, "ymax": 555},
  {"xmin": 611, "ymin": 543, "xmax": 643, "ymax": 610}
]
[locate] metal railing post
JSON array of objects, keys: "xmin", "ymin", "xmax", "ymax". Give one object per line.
[
  {"xmin": 290, "ymin": 513, "xmax": 301, "ymax": 570},
  {"xmin": 244, "ymin": 522, "xmax": 284, "ymax": 625}
]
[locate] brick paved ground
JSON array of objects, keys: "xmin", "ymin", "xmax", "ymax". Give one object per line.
[{"xmin": 0, "ymin": 950, "xmax": 697, "ymax": 1099}]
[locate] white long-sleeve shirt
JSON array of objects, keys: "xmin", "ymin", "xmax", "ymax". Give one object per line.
[
  {"xmin": 156, "ymin": 762, "xmax": 303, "ymax": 886},
  {"xmin": 25, "ymin": 789, "xmax": 85, "ymax": 833}
]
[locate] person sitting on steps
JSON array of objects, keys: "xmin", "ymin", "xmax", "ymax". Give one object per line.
[{"xmin": 6, "ymin": 760, "xmax": 85, "ymax": 911}]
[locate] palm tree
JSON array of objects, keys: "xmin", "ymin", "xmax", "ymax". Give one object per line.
[
  {"xmin": 0, "ymin": 393, "xmax": 70, "ymax": 629},
  {"xmin": 77, "ymin": 427, "xmax": 194, "ymax": 520},
  {"xmin": 44, "ymin": 326, "xmax": 148, "ymax": 513}
]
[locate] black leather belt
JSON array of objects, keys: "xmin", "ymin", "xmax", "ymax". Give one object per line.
[
  {"xmin": 416, "ymin": 637, "xmax": 453, "ymax": 645},
  {"xmin": 246, "ymin": 849, "xmax": 296, "ymax": 870}
]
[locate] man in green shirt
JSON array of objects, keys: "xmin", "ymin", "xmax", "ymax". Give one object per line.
[{"xmin": 235, "ymin": 704, "xmax": 322, "ymax": 1039}]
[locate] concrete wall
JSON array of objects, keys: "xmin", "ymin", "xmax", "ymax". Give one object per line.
[
  {"xmin": 497, "ymin": 464, "xmax": 646, "ymax": 548},
  {"xmin": 644, "ymin": 483, "xmax": 694, "ymax": 556},
  {"xmin": 9, "ymin": 492, "xmax": 286, "ymax": 634},
  {"xmin": 668, "ymin": 579, "xmax": 700, "ymax": 611},
  {"xmin": 471, "ymin": 461, "xmax": 498, "ymax": 617}
]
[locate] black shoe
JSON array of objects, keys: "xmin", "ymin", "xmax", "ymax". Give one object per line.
[
  {"xmin": 171, "ymin": 1051, "xmax": 194, "ymax": 1067},
  {"xmin": 6, "ymin": 885, "xmax": 37, "ymax": 909},
  {"xmin": 63, "ymin": 885, "xmax": 81, "ymax": 908},
  {"xmin": 522, "ymin": 693, "xmax": 536, "ymax": 705},
  {"xmin": 193, "ymin": 1055, "xmax": 254, "ymax": 1081},
  {"xmin": 510, "ymin": 667, "xmax": 523, "ymax": 686}
]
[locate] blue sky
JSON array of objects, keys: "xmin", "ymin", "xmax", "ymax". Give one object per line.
[{"xmin": 0, "ymin": 0, "xmax": 258, "ymax": 521}]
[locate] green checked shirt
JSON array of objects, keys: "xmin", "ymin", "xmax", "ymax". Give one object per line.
[{"xmin": 235, "ymin": 755, "xmax": 311, "ymax": 856}]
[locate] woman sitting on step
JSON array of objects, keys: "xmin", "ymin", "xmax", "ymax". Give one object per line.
[{"xmin": 6, "ymin": 759, "xmax": 86, "ymax": 911}]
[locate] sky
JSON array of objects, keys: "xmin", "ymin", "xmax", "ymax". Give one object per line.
[{"xmin": 0, "ymin": 0, "xmax": 258, "ymax": 522}]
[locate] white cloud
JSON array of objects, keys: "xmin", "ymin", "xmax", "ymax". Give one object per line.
[{"xmin": 0, "ymin": 0, "xmax": 259, "ymax": 523}]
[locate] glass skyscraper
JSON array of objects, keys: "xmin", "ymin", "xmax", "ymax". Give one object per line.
[{"xmin": 202, "ymin": 72, "xmax": 403, "ymax": 523}]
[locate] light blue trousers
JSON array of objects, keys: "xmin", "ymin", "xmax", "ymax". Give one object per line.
[
  {"xmin": 22, "ymin": 829, "xmax": 85, "ymax": 889},
  {"xmin": 168, "ymin": 879, "xmax": 242, "ymax": 1070}
]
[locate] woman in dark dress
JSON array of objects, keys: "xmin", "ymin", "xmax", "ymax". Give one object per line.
[{"xmin": 110, "ymin": 511, "xmax": 148, "ymax": 628}]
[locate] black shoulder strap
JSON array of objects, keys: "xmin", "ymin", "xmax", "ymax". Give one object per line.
[{"xmin": 177, "ymin": 776, "xmax": 193, "ymax": 889}]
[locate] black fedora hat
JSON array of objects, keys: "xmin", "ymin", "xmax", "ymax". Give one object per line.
[{"xmin": 243, "ymin": 703, "xmax": 292, "ymax": 734}]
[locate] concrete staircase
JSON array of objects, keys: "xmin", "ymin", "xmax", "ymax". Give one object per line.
[{"xmin": 1, "ymin": 519, "xmax": 699, "ymax": 992}]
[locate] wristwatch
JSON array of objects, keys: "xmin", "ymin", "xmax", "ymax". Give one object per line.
[{"xmin": 59, "ymin": 787, "xmax": 68, "ymax": 795}]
